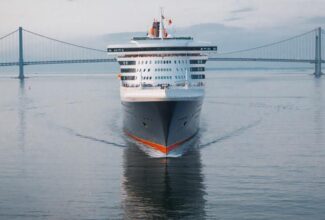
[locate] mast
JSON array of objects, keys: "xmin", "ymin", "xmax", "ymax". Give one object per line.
[{"xmin": 159, "ymin": 7, "xmax": 165, "ymax": 39}]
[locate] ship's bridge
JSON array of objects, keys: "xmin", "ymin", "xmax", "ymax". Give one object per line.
[{"xmin": 107, "ymin": 39, "xmax": 217, "ymax": 56}]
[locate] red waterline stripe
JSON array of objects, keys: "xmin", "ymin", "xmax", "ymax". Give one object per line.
[{"xmin": 125, "ymin": 132, "xmax": 195, "ymax": 154}]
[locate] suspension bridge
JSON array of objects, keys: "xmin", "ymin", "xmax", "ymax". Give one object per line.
[{"xmin": 0, "ymin": 27, "xmax": 324, "ymax": 79}]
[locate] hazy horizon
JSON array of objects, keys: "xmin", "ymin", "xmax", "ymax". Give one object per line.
[{"xmin": 1, "ymin": 0, "xmax": 325, "ymax": 38}]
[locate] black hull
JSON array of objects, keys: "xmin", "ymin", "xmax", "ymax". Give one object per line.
[{"xmin": 122, "ymin": 99, "xmax": 203, "ymax": 154}]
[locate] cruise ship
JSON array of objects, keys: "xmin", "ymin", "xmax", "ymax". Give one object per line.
[{"xmin": 107, "ymin": 12, "xmax": 217, "ymax": 156}]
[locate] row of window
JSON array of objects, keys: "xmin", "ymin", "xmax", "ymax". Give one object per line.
[
  {"xmin": 155, "ymin": 60, "xmax": 173, "ymax": 64},
  {"xmin": 156, "ymin": 76, "xmax": 173, "ymax": 80},
  {"xmin": 175, "ymin": 75, "xmax": 186, "ymax": 79},
  {"xmin": 155, "ymin": 68, "xmax": 172, "ymax": 72},
  {"xmin": 121, "ymin": 67, "xmax": 205, "ymax": 73},
  {"xmin": 121, "ymin": 75, "xmax": 198, "ymax": 80},
  {"xmin": 142, "ymin": 76, "xmax": 183, "ymax": 80},
  {"xmin": 150, "ymin": 76, "xmax": 187, "ymax": 80},
  {"xmin": 191, "ymin": 74, "xmax": 205, "ymax": 79},
  {"xmin": 190, "ymin": 67, "xmax": 205, "ymax": 72},
  {"xmin": 118, "ymin": 61, "xmax": 136, "ymax": 65},
  {"xmin": 119, "ymin": 59, "xmax": 206, "ymax": 65},
  {"xmin": 190, "ymin": 60, "xmax": 207, "ymax": 64},
  {"xmin": 137, "ymin": 60, "xmax": 188, "ymax": 65},
  {"xmin": 121, "ymin": 68, "xmax": 136, "ymax": 73},
  {"xmin": 121, "ymin": 75, "xmax": 137, "ymax": 80}
]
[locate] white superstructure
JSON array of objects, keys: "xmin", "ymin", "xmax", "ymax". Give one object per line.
[{"xmin": 107, "ymin": 13, "xmax": 217, "ymax": 102}]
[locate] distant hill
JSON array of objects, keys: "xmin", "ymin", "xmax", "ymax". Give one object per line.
[
  {"xmin": 99, "ymin": 23, "xmax": 291, "ymax": 52},
  {"xmin": 101, "ymin": 31, "xmax": 145, "ymax": 45}
]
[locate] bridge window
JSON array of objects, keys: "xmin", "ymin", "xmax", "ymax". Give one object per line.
[
  {"xmin": 118, "ymin": 60, "xmax": 136, "ymax": 65},
  {"xmin": 121, "ymin": 75, "xmax": 136, "ymax": 80},
  {"xmin": 121, "ymin": 68, "xmax": 136, "ymax": 73},
  {"xmin": 190, "ymin": 60, "xmax": 206, "ymax": 64},
  {"xmin": 190, "ymin": 67, "xmax": 205, "ymax": 72},
  {"xmin": 191, "ymin": 74, "xmax": 205, "ymax": 79}
]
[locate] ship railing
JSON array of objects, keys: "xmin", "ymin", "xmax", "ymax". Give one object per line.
[{"xmin": 121, "ymin": 83, "xmax": 140, "ymax": 88}]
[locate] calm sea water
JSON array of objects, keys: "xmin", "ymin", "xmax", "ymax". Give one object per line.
[{"xmin": 0, "ymin": 71, "xmax": 324, "ymax": 219}]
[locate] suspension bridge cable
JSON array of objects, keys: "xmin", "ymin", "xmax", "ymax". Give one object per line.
[
  {"xmin": 217, "ymin": 29, "xmax": 316, "ymax": 55},
  {"xmin": 23, "ymin": 28, "xmax": 107, "ymax": 53},
  {"xmin": 0, "ymin": 29, "xmax": 18, "ymax": 41}
]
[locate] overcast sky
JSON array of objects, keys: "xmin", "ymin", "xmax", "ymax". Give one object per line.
[{"xmin": 1, "ymin": 0, "xmax": 325, "ymax": 39}]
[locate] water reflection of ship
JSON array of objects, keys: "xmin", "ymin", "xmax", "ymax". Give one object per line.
[{"xmin": 121, "ymin": 138, "xmax": 206, "ymax": 219}]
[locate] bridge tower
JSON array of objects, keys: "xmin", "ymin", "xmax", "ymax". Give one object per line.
[
  {"xmin": 18, "ymin": 27, "xmax": 24, "ymax": 80},
  {"xmin": 314, "ymin": 27, "xmax": 323, "ymax": 78}
]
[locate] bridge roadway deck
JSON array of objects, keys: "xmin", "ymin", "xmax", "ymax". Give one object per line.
[
  {"xmin": 0, "ymin": 59, "xmax": 116, "ymax": 66},
  {"xmin": 0, "ymin": 58, "xmax": 324, "ymax": 67}
]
